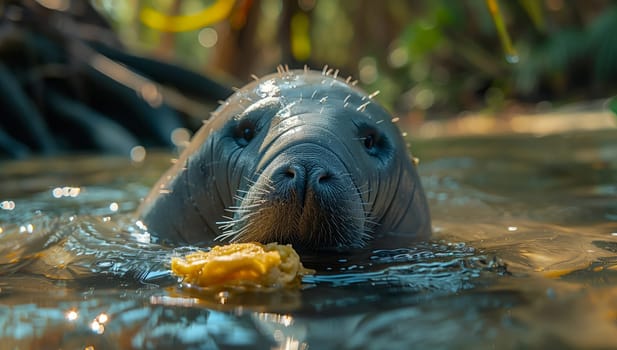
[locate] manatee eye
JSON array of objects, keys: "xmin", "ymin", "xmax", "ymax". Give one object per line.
[
  {"xmin": 241, "ymin": 125, "xmax": 254, "ymax": 141},
  {"xmin": 234, "ymin": 119, "xmax": 256, "ymax": 146},
  {"xmin": 357, "ymin": 124, "xmax": 389, "ymax": 158},
  {"xmin": 363, "ymin": 133, "xmax": 376, "ymax": 150},
  {"xmin": 360, "ymin": 129, "xmax": 381, "ymax": 155}
]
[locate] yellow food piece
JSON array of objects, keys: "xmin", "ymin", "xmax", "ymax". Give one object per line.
[{"xmin": 171, "ymin": 242, "xmax": 314, "ymax": 288}]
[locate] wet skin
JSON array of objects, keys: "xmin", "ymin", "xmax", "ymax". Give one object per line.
[{"xmin": 137, "ymin": 68, "xmax": 431, "ymax": 251}]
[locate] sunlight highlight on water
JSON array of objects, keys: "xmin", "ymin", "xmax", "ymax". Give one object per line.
[
  {"xmin": 1, "ymin": 200, "xmax": 15, "ymax": 210},
  {"xmin": 0, "ymin": 131, "xmax": 616, "ymax": 349},
  {"xmin": 52, "ymin": 186, "xmax": 81, "ymax": 198}
]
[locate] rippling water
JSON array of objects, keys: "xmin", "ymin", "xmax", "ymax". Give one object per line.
[{"xmin": 1, "ymin": 130, "xmax": 616, "ymax": 349}]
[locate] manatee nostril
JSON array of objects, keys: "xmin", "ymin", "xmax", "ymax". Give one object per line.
[
  {"xmin": 311, "ymin": 167, "xmax": 333, "ymax": 185},
  {"xmin": 284, "ymin": 168, "xmax": 296, "ymax": 179},
  {"xmin": 317, "ymin": 172, "xmax": 331, "ymax": 184},
  {"xmin": 275, "ymin": 163, "xmax": 335, "ymax": 196},
  {"xmin": 280, "ymin": 164, "xmax": 306, "ymax": 186}
]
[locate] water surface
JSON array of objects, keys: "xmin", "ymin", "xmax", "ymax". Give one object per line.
[{"xmin": 1, "ymin": 130, "xmax": 616, "ymax": 349}]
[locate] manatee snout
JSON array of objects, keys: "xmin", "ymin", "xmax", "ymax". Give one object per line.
[
  {"xmin": 227, "ymin": 144, "xmax": 366, "ymax": 249},
  {"xmin": 274, "ymin": 161, "xmax": 334, "ymax": 202},
  {"xmin": 137, "ymin": 68, "xmax": 431, "ymax": 251},
  {"xmin": 268, "ymin": 145, "xmax": 348, "ymax": 206}
]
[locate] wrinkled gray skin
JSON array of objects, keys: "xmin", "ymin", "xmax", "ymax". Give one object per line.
[{"xmin": 137, "ymin": 69, "xmax": 431, "ymax": 251}]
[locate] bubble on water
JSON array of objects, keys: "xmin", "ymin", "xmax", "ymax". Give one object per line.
[
  {"xmin": 52, "ymin": 188, "xmax": 62, "ymax": 198},
  {"xmin": 0, "ymin": 200, "xmax": 15, "ymax": 210},
  {"xmin": 51, "ymin": 187, "xmax": 81, "ymax": 198}
]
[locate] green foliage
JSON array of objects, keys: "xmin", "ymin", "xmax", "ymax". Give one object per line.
[
  {"xmin": 96, "ymin": 1, "xmax": 617, "ymax": 116},
  {"xmin": 514, "ymin": 4, "xmax": 617, "ymax": 97},
  {"xmin": 588, "ymin": 5, "xmax": 617, "ymax": 81}
]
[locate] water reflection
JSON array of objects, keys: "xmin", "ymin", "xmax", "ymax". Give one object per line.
[
  {"xmin": 0, "ymin": 132, "xmax": 617, "ymax": 348},
  {"xmin": 1, "ymin": 200, "xmax": 15, "ymax": 210},
  {"xmin": 65, "ymin": 309, "xmax": 78, "ymax": 321},
  {"xmin": 52, "ymin": 186, "xmax": 81, "ymax": 198}
]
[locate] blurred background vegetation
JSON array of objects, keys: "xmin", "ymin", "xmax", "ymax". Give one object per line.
[
  {"xmin": 96, "ymin": 0, "xmax": 617, "ymax": 119},
  {"xmin": 1, "ymin": 0, "xmax": 617, "ymax": 158}
]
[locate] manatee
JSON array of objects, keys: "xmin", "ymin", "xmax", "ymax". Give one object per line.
[{"xmin": 137, "ymin": 67, "xmax": 431, "ymax": 251}]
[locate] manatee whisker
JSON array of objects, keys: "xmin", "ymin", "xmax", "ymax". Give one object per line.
[
  {"xmin": 137, "ymin": 68, "xmax": 431, "ymax": 250},
  {"xmin": 227, "ymin": 201, "xmax": 265, "ymax": 210}
]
